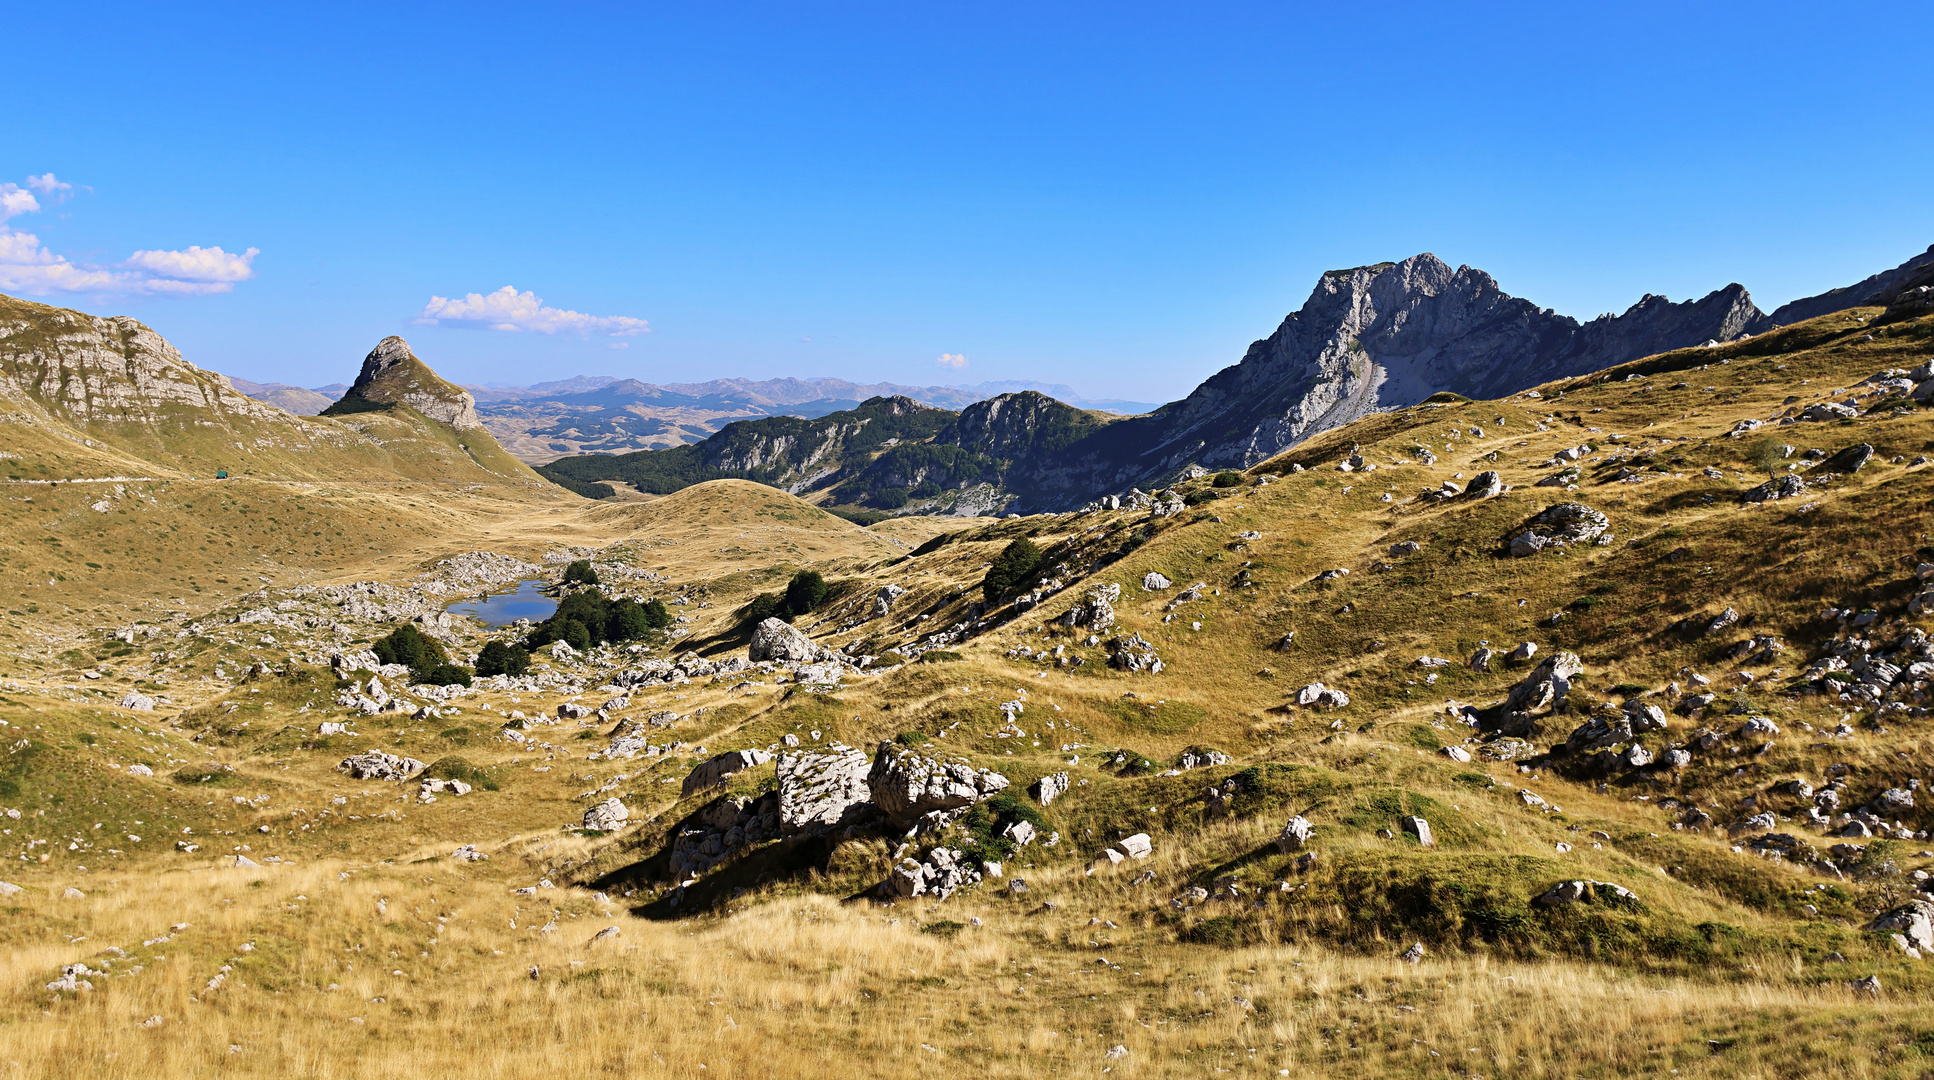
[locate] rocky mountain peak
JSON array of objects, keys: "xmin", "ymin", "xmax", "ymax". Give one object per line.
[
  {"xmin": 1111, "ymin": 253, "xmax": 1770, "ymax": 477},
  {"xmin": 323, "ymin": 335, "xmax": 481, "ymax": 430}
]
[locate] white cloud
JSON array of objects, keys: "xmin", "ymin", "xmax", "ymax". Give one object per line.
[
  {"xmin": 0, "ymin": 184, "xmax": 39, "ymax": 221},
  {"xmin": 0, "ymin": 174, "xmax": 260, "ymax": 298},
  {"xmin": 416, "ymin": 286, "xmax": 651, "ymax": 336},
  {"xmin": 25, "ymin": 173, "xmax": 73, "ymax": 200},
  {"xmin": 123, "ymin": 245, "xmax": 259, "ymax": 283},
  {"xmin": 935, "ymin": 352, "xmax": 969, "ymax": 370}
]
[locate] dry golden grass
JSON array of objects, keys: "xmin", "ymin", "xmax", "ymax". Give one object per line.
[
  {"xmin": 3, "ymin": 308, "xmax": 1934, "ymax": 1077},
  {"xmin": 2, "ymin": 859, "xmax": 1923, "ymax": 1078}
]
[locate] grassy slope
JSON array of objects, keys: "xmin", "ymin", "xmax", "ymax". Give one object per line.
[{"xmin": 0, "ymin": 307, "xmax": 1930, "ymax": 1076}]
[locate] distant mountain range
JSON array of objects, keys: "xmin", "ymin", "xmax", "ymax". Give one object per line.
[
  {"xmin": 222, "ymin": 372, "xmax": 1157, "ymax": 463},
  {"xmin": 536, "ymin": 243, "xmax": 1934, "ymax": 513}
]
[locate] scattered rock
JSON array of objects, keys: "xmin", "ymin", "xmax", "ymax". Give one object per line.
[
  {"xmin": 682, "ymin": 749, "xmax": 774, "ymax": 797},
  {"xmin": 1295, "ymin": 682, "xmax": 1350, "ymax": 709},
  {"xmin": 887, "ymin": 846, "xmax": 981, "ymax": 900},
  {"xmin": 1275, "ymin": 816, "xmax": 1314, "ymax": 853},
  {"xmin": 867, "ymin": 744, "xmax": 1008, "ymax": 827},
  {"xmin": 1507, "ymin": 502, "xmax": 1610, "ymax": 557},
  {"xmin": 748, "ymin": 618, "xmax": 821, "ymax": 663},
  {"xmin": 1401, "ymin": 942, "xmax": 1426, "ymax": 964},
  {"xmin": 1743, "ymin": 474, "xmax": 1806, "ymax": 503},
  {"xmin": 337, "ymin": 752, "xmax": 426, "ymax": 782},
  {"xmin": 1532, "ymin": 880, "xmax": 1639, "ymax": 907},
  {"xmin": 1106, "ymin": 633, "xmax": 1164, "ymax": 674},
  {"xmin": 1059, "ymin": 584, "xmax": 1120, "ymax": 634},
  {"xmin": 1462, "ymin": 471, "xmax": 1504, "ymax": 499},
  {"xmin": 1819, "ymin": 443, "xmax": 1875, "ymax": 473},
  {"xmin": 1141, "ymin": 572, "xmax": 1172, "ymax": 591},
  {"xmin": 118, "ymin": 692, "xmax": 156, "ymax": 711},
  {"xmin": 1400, "ymin": 816, "xmax": 1434, "ymax": 847},
  {"xmin": 582, "ymin": 798, "xmax": 629, "ymax": 832},
  {"xmin": 1799, "ymin": 402, "xmax": 1858, "ymax": 422},
  {"xmin": 1031, "ymin": 772, "xmax": 1070, "ymax": 807}
]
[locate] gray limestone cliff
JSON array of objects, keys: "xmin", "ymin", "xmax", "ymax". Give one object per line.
[
  {"xmin": 1022, "ymin": 253, "xmax": 1768, "ymax": 491},
  {"xmin": 323, "ymin": 336, "xmax": 482, "ymax": 430}
]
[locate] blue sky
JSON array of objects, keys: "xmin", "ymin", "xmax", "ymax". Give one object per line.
[{"xmin": 6, "ymin": 2, "xmax": 1932, "ymax": 401}]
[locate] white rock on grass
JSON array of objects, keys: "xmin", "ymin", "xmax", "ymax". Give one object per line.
[
  {"xmin": 336, "ymin": 752, "xmax": 426, "ymax": 782},
  {"xmin": 866, "ymin": 743, "xmax": 1007, "ymax": 827},
  {"xmin": 682, "ymin": 749, "xmax": 773, "ymax": 798},
  {"xmin": 1275, "ymin": 816, "xmax": 1313, "ymax": 852},
  {"xmin": 1032, "ymin": 771, "xmax": 1070, "ymax": 806},
  {"xmin": 748, "ymin": 618, "xmax": 821, "ymax": 663},
  {"xmin": 582, "ymin": 798, "xmax": 628, "ymax": 832},
  {"xmin": 776, "ymin": 748, "xmax": 873, "ymax": 835}
]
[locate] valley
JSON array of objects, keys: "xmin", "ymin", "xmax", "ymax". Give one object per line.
[{"xmin": 1, "ymin": 275, "xmax": 1932, "ymax": 1077}]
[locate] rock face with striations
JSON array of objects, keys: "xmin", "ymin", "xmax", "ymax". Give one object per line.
[
  {"xmin": 0, "ymin": 292, "xmax": 284, "ymax": 427},
  {"xmin": 321, "ymin": 336, "xmax": 482, "ymax": 430},
  {"xmin": 1080, "ymin": 254, "xmax": 1767, "ymax": 480}
]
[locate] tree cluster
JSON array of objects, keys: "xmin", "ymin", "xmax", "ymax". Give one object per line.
[
  {"xmin": 525, "ymin": 587, "xmax": 672, "ymax": 653},
  {"xmin": 742, "ymin": 570, "xmax": 829, "ymax": 626},
  {"xmin": 371, "ymin": 624, "xmax": 473, "ymax": 686}
]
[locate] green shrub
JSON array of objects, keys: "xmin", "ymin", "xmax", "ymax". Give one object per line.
[
  {"xmin": 563, "ymin": 559, "xmax": 599, "ymax": 586},
  {"xmin": 559, "ymin": 618, "xmax": 592, "ymax": 653},
  {"xmin": 919, "ymin": 920, "xmax": 965, "ymax": 938},
  {"xmin": 743, "ymin": 593, "xmax": 783, "ymax": 625},
  {"xmin": 876, "ymin": 650, "xmax": 909, "ymax": 667},
  {"xmin": 372, "ymin": 624, "xmax": 447, "ymax": 676},
  {"xmin": 419, "ymin": 662, "xmax": 473, "ymax": 687},
  {"xmin": 784, "ymin": 570, "xmax": 829, "ymax": 616},
  {"xmin": 982, "ymin": 538, "xmax": 1045, "ymax": 603},
  {"xmin": 1211, "ymin": 471, "xmax": 1244, "ymax": 488},
  {"xmin": 474, "ymin": 640, "xmax": 530, "ymax": 678},
  {"xmin": 919, "ymin": 650, "xmax": 963, "ymax": 663},
  {"xmin": 642, "ymin": 598, "xmax": 672, "ymax": 629},
  {"xmin": 607, "ymin": 599, "xmax": 652, "ymax": 641},
  {"xmin": 894, "ymin": 731, "xmax": 929, "ymax": 747}
]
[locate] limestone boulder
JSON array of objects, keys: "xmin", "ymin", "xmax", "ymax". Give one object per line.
[
  {"xmin": 748, "ymin": 618, "xmax": 820, "ymax": 663},
  {"xmin": 776, "ymin": 748, "xmax": 873, "ymax": 835},
  {"xmin": 867, "ymin": 744, "xmax": 1008, "ymax": 827}
]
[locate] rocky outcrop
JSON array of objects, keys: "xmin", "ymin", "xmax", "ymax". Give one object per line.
[
  {"xmin": 866, "ymin": 744, "xmax": 1008, "ymax": 827},
  {"xmin": 1506, "ymin": 503, "xmax": 1610, "ymax": 557},
  {"xmin": 775, "ymin": 748, "xmax": 874, "ymax": 834},
  {"xmin": 337, "ymin": 752, "xmax": 426, "ymax": 781},
  {"xmin": 748, "ymin": 618, "xmax": 821, "ymax": 663},
  {"xmin": 682, "ymin": 749, "xmax": 773, "ymax": 797},
  {"xmin": 1767, "ymin": 244, "xmax": 1934, "ymax": 326},
  {"xmin": 322, "ymin": 336, "xmax": 482, "ymax": 430},
  {"xmin": 582, "ymin": 797, "xmax": 629, "ymax": 832}
]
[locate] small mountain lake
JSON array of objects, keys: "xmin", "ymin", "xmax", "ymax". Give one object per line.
[{"xmin": 446, "ymin": 580, "xmax": 557, "ymax": 626}]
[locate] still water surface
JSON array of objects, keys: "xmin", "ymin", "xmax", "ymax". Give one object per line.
[{"xmin": 446, "ymin": 580, "xmax": 557, "ymax": 626}]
